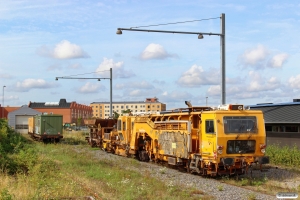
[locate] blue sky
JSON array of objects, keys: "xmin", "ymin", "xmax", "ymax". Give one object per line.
[{"xmin": 1, "ymin": 0, "xmax": 300, "ymax": 109}]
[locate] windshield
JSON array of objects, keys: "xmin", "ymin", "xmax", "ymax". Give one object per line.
[
  {"xmin": 227, "ymin": 140, "xmax": 256, "ymax": 154},
  {"xmin": 224, "ymin": 116, "xmax": 257, "ymax": 134}
]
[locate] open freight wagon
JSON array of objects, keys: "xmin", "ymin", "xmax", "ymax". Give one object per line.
[
  {"xmin": 84, "ymin": 118, "xmax": 117, "ymax": 148},
  {"xmin": 28, "ymin": 114, "xmax": 63, "ymax": 142}
]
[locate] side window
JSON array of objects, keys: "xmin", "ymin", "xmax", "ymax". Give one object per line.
[
  {"xmin": 205, "ymin": 120, "xmax": 215, "ymax": 133},
  {"xmin": 117, "ymin": 120, "xmax": 121, "ymax": 131}
]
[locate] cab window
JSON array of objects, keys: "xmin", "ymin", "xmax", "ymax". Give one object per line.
[{"xmin": 205, "ymin": 120, "xmax": 215, "ymax": 133}]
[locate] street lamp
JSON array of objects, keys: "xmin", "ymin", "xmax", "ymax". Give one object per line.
[
  {"xmin": 2, "ymin": 85, "xmax": 6, "ymax": 118},
  {"xmin": 55, "ymin": 68, "xmax": 113, "ymax": 118},
  {"xmin": 206, "ymin": 97, "xmax": 208, "ymax": 107},
  {"xmin": 116, "ymin": 13, "xmax": 226, "ymax": 105}
]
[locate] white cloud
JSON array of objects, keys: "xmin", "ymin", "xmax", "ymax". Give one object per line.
[
  {"xmin": 37, "ymin": 40, "xmax": 89, "ymax": 59},
  {"xmin": 1, "ymin": 95, "xmax": 19, "ymax": 101},
  {"xmin": 115, "ymin": 83, "xmax": 125, "ymax": 90},
  {"xmin": 77, "ymin": 82, "xmax": 103, "ymax": 93},
  {"xmin": 15, "ymin": 79, "xmax": 56, "ymax": 92},
  {"xmin": 119, "ymin": 87, "xmax": 163, "ymax": 100},
  {"xmin": 129, "ymin": 89, "xmax": 143, "ymax": 96},
  {"xmin": 153, "ymin": 79, "xmax": 166, "ymax": 86},
  {"xmin": 177, "ymin": 65, "xmax": 219, "ymax": 87},
  {"xmin": 288, "ymin": 74, "xmax": 300, "ymax": 89},
  {"xmin": 131, "ymin": 81, "xmax": 154, "ymax": 89},
  {"xmin": 207, "ymin": 85, "xmax": 220, "ymax": 96},
  {"xmin": 267, "ymin": 53, "xmax": 288, "ymax": 68},
  {"xmin": 160, "ymin": 90, "xmax": 194, "ymax": 103},
  {"xmin": 96, "ymin": 57, "xmax": 135, "ymax": 78},
  {"xmin": 248, "ymin": 71, "xmax": 281, "ymax": 92},
  {"xmin": 240, "ymin": 44, "xmax": 269, "ymax": 66},
  {"xmin": 115, "ymin": 81, "xmax": 154, "ymax": 90},
  {"xmin": 139, "ymin": 43, "xmax": 177, "ymax": 60}
]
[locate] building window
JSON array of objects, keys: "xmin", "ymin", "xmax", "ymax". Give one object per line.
[
  {"xmin": 285, "ymin": 126, "xmax": 298, "ymax": 132},
  {"xmin": 266, "ymin": 126, "xmax": 272, "ymax": 132},
  {"xmin": 157, "ymin": 105, "xmax": 160, "ymax": 108}
]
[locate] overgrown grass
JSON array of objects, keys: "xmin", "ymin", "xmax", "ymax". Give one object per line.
[
  {"xmin": 214, "ymin": 143, "xmax": 300, "ymax": 197},
  {"xmin": 266, "ymin": 144, "xmax": 300, "ymax": 167},
  {"xmin": 1, "ymin": 119, "xmax": 300, "ymax": 199},
  {"xmin": 0, "ymin": 122, "xmax": 210, "ymax": 199}
]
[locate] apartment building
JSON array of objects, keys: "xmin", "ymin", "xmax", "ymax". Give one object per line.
[{"xmin": 90, "ymin": 97, "xmax": 166, "ymax": 118}]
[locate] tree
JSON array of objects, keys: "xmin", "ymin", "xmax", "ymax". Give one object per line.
[
  {"xmin": 113, "ymin": 111, "xmax": 119, "ymax": 119},
  {"xmin": 77, "ymin": 117, "xmax": 82, "ymax": 126},
  {"xmin": 122, "ymin": 109, "xmax": 132, "ymax": 114}
]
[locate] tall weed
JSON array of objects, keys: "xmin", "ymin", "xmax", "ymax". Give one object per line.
[{"xmin": 266, "ymin": 144, "xmax": 300, "ymax": 167}]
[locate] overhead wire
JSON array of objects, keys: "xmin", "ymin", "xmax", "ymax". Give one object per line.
[
  {"xmin": 63, "ymin": 69, "xmax": 110, "ymax": 78},
  {"xmin": 130, "ymin": 17, "xmax": 220, "ymax": 29}
]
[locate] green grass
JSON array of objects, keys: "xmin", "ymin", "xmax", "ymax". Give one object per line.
[
  {"xmin": 266, "ymin": 144, "xmax": 300, "ymax": 167},
  {"xmin": 0, "ymin": 124, "xmax": 210, "ymax": 199},
  {"xmin": 1, "ymin": 119, "xmax": 300, "ymax": 199}
]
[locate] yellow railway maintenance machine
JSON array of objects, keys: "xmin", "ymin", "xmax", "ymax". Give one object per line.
[{"xmin": 111, "ymin": 103, "xmax": 269, "ymax": 176}]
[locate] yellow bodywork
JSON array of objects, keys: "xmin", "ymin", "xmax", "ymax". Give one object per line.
[
  {"xmin": 103, "ymin": 105, "xmax": 269, "ymax": 176},
  {"xmin": 28, "ymin": 117, "xmax": 35, "ymax": 134}
]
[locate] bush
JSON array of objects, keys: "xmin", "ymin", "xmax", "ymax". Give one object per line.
[
  {"xmin": 266, "ymin": 144, "xmax": 300, "ymax": 167},
  {"xmin": 0, "ymin": 119, "xmax": 34, "ymax": 174}
]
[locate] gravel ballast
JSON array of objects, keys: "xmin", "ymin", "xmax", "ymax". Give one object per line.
[{"xmin": 76, "ymin": 146, "xmax": 300, "ymax": 200}]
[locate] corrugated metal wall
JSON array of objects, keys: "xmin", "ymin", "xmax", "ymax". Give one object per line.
[{"xmin": 8, "ymin": 105, "xmax": 41, "ymax": 133}]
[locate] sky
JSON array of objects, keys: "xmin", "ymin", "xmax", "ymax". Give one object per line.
[{"xmin": 1, "ymin": 0, "xmax": 300, "ymax": 110}]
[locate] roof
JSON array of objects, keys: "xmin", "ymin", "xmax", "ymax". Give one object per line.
[
  {"xmin": 8, "ymin": 105, "xmax": 41, "ymax": 115},
  {"xmin": 29, "ymin": 98, "xmax": 71, "ymax": 109},
  {"xmin": 91, "ymin": 101, "xmax": 164, "ymax": 104},
  {"xmin": 249, "ymin": 102, "xmax": 300, "ymax": 124}
]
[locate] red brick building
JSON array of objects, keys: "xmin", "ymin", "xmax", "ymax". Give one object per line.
[
  {"xmin": 28, "ymin": 99, "xmax": 92, "ymax": 125},
  {"xmin": 1, "ymin": 105, "xmax": 19, "ymax": 119}
]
